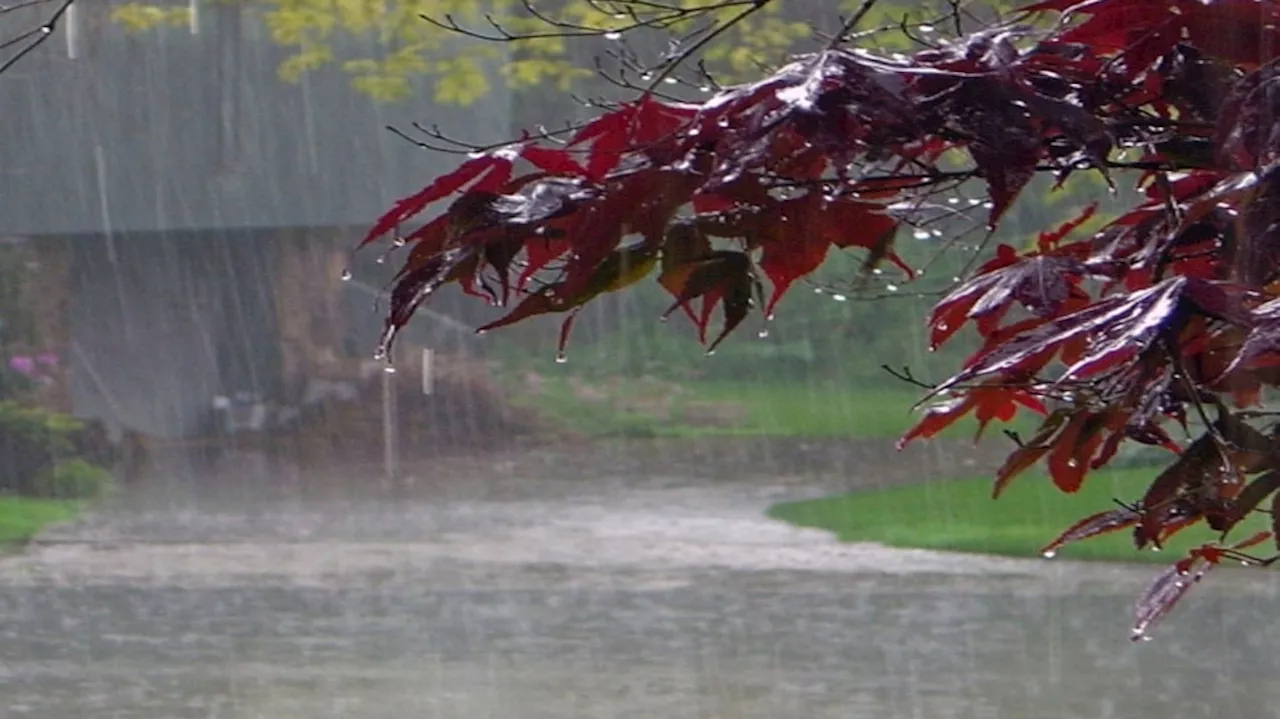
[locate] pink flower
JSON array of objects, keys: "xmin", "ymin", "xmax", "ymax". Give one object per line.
[{"xmin": 8, "ymin": 355, "xmax": 34, "ymax": 377}]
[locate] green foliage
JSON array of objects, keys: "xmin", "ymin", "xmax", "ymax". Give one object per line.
[
  {"xmin": 501, "ymin": 373, "xmax": 942, "ymax": 439},
  {"xmin": 0, "ymin": 403, "xmax": 112, "ymax": 498},
  {"xmin": 767, "ymin": 467, "xmax": 1272, "ymax": 563},
  {"xmin": 32, "ymin": 460, "xmax": 115, "ymax": 500}
]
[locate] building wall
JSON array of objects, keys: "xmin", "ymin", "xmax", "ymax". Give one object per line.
[{"xmin": 66, "ymin": 229, "xmax": 282, "ymax": 438}]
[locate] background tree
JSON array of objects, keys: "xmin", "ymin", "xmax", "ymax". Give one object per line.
[{"xmin": 111, "ymin": 0, "xmax": 948, "ymax": 103}]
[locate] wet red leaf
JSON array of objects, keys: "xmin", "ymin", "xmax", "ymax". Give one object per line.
[{"xmin": 1041, "ymin": 507, "xmax": 1141, "ymax": 556}]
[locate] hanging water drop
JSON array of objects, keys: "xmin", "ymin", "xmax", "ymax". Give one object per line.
[
  {"xmin": 341, "ymin": 268, "xmax": 353, "ymax": 281},
  {"xmin": 886, "ymin": 284, "xmax": 899, "ymax": 292},
  {"xmin": 758, "ymin": 329, "xmax": 770, "ymax": 339},
  {"xmin": 604, "ymin": 31, "xmax": 622, "ymax": 40},
  {"xmin": 383, "ymin": 364, "xmax": 396, "ymax": 374},
  {"xmin": 1066, "ymin": 458, "xmax": 1080, "ymax": 468},
  {"xmin": 1042, "ymin": 549, "xmax": 1056, "ymax": 559},
  {"xmin": 919, "ymin": 23, "xmax": 935, "ymax": 32},
  {"xmin": 913, "ymin": 229, "xmax": 931, "ymax": 240},
  {"xmin": 640, "ymin": 71, "xmax": 654, "ymax": 81},
  {"xmin": 663, "ymin": 77, "xmax": 678, "ymax": 85},
  {"xmin": 699, "ymin": 85, "xmax": 713, "ymax": 93},
  {"xmin": 813, "ymin": 287, "xmax": 824, "ymax": 294},
  {"xmin": 832, "ymin": 294, "xmax": 847, "ymax": 302},
  {"xmin": 393, "ymin": 236, "xmax": 407, "ymax": 247},
  {"xmin": 555, "ymin": 353, "xmax": 568, "ymax": 364},
  {"xmin": 705, "ymin": 349, "xmax": 716, "ymax": 356},
  {"xmin": 872, "ymin": 268, "xmax": 884, "ymax": 275}
]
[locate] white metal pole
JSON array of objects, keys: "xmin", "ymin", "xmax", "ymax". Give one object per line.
[
  {"xmin": 422, "ymin": 348, "xmax": 434, "ymax": 396},
  {"xmin": 382, "ymin": 367, "xmax": 397, "ymax": 481}
]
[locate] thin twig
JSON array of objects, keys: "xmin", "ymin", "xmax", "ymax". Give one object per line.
[
  {"xmin": 0, "ymin": 0, "xmax": 73, "ymax": 76},
  {"xmin": 828, "ymin": 0, "xmax": 881, "ymax": 49}
]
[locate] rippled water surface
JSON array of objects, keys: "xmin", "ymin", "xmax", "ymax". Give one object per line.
[{"xmin": 4, "ymin": 442, "xmax": 1280, "ymax": 718}]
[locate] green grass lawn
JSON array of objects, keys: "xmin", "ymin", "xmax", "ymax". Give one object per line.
[
  {"xmin": 767, "ymin": 466, "xmax": 1270, "ymax": 563},
  {"xmin": 506, "ymin": 375, "xmax": 1039, "ymax": 440},
  {"xmin": 0, "ymin": 497, "xmax": 80, "ymax": 548}
]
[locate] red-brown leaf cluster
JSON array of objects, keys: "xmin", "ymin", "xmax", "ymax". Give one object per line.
[{"xmin": 364, "ymin": 0, "xmax": 1280, "ymax": 638}]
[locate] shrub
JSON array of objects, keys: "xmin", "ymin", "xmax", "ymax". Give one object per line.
[{"xmin": 31, "ymin": 459, "xmax": 115, "ymax": 500}]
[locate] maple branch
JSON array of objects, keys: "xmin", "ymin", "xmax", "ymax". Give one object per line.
[{"xmin": 0, "ymin": 0, "xmax": 72, "ymax": 76}]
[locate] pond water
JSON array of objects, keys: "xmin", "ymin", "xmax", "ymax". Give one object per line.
[{"xmin": 2, "ymin": 441, "xmax": 1278, "ymax": 719}]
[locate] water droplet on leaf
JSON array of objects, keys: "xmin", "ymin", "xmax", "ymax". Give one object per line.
[{"xmin": 604, "ymin": 31, "xmax": 622, "ymax": 40}]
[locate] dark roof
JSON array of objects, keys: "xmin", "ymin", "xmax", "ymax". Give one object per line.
[{"xmin": 0, "ymin": 1, "xmax": 514, "ymax": 236}]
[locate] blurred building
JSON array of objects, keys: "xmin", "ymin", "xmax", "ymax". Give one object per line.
[{"xmin": 0, "ymin": 0, "xmax": 506, "ymax": 438}]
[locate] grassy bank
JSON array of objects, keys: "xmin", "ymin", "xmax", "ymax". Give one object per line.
[
  {"xmin": 505, "ymin": 375, "xmax": 1039, "ymax": 440},
  {"xmin": 0, "ymin": 497, "xmax": 80, "ymax": 548},
  {"xmin": 767, "ymin": 466, "xmax": 1267, "ymax": 563}
]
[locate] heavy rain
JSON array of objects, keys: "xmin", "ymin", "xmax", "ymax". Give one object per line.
[{"xmin": 2, "ymin": 2, "xmax": 1280, "ymax": 718}]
